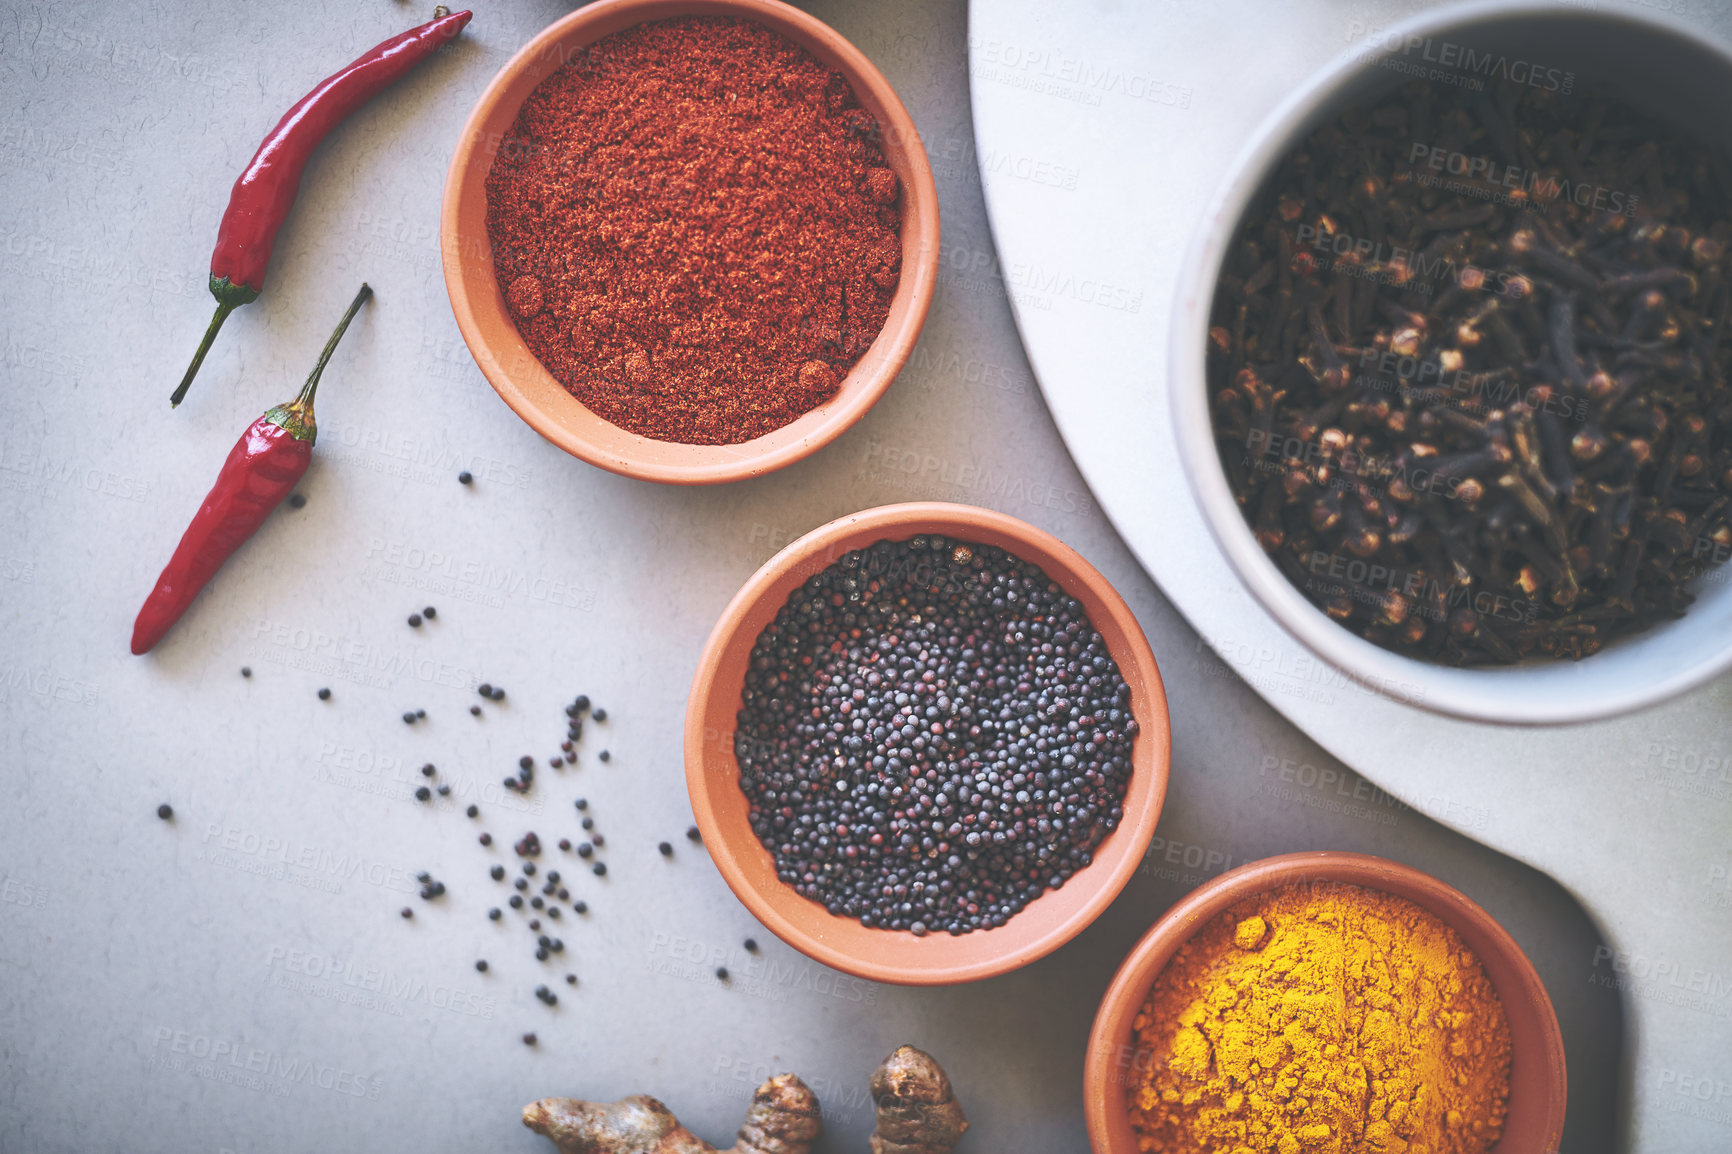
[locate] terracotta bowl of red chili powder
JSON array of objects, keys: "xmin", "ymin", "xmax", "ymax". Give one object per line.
[
  {"xmin": 442, "ymin": 0, "xmax": 939, "ymax": 483},
  {"xmin": 685, "ymin": 503, "xmax": 1172, "ymax": 984}
]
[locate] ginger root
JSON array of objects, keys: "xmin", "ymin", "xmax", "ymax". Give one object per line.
[
  {"xmin": 523, "ymin": 1045, "xmax": 967, "ymax": 1154},
  {"xmin": 868, "ymin": 1046, "xmax": 967, "ymax": 1154}
]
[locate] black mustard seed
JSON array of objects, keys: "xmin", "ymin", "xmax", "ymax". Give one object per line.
[{"xmin": 731, "ymin": 535, "xmax": 1136, "ymax": 935}]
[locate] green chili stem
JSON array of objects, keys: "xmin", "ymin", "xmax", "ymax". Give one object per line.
[
  {"xmin": 292, "ymin": 283, "xmax": 373, "ymax": 410},
  {"xmin": 266, "ymin": 284, "xmax": 373, "ymax": 443},
  {"xmin": 170, "ymin": 301, "xmax": 237, "ymax": 408}
]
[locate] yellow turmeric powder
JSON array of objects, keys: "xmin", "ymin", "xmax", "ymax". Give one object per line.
[{"xmin": 1126, "ymin": 881, "xmax": 1511, "ymax": 1154}]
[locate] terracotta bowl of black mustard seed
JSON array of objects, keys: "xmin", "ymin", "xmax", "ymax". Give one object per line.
[
  {"xmin": 685, "ymin": 502, "xmax": 1171, "ymax": 985},
  {"xmin": 1171, "ymin": 4, "xmax": 1732, "ymax": 722},
  {"xmin": 441, "ymin": 0, "xmax": 939, "ymax": 484}
]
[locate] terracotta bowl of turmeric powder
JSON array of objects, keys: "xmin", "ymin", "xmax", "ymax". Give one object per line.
[
  {"xmin": 1085, "ymin": 851, "xmax": 1566, "ymax": 1154},
  {"xmin": 441, "ymin": 0, "xmax": 939, "ymax": 484},
  {"xmin": 685, "ymin": 502, "xmax": 1172, "ymax": 984}
]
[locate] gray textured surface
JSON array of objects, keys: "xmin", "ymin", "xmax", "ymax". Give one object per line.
[
  {"xmin": 969, "ymin": 0, "xmax": 1732, "ymax": 1150},
  {"xmin": 0, "ymin": 2, "xmax": 1624, "ymax": 1152}
]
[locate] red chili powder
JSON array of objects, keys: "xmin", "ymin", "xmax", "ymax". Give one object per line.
[{"xmin": 484, "ymin": 17, "xmax": 904, "ymax": 445}]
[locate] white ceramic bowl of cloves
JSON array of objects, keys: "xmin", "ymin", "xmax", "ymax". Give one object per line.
[{"xmin": 1171, "ymin": 0, "xmax": 1732, "ymax": 723}]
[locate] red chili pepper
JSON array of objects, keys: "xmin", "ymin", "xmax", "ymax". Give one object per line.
[
  {"xmin": 171, "ymin": 8, "xmax": 471, "ymax": 407},
  {"xmin": 134, "ymin": 285, "xmax": 372, "ymax": 655}
]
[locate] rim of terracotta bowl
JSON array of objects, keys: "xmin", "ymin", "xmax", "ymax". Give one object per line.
[
  {"xmin": 441, "ymin": 0, "xmax": 939, "ymax": 485},
  {"xmin": 1084, "ymin": 851, "xmax": 1567, "ymax": 1154},
  {"xmin": 684, "ymin": 502, "xmax": 1172, "ymax": 985},
  {"xmin": 1169, "ymin": 0, "xmax": 1732, "ymax": 722}
]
